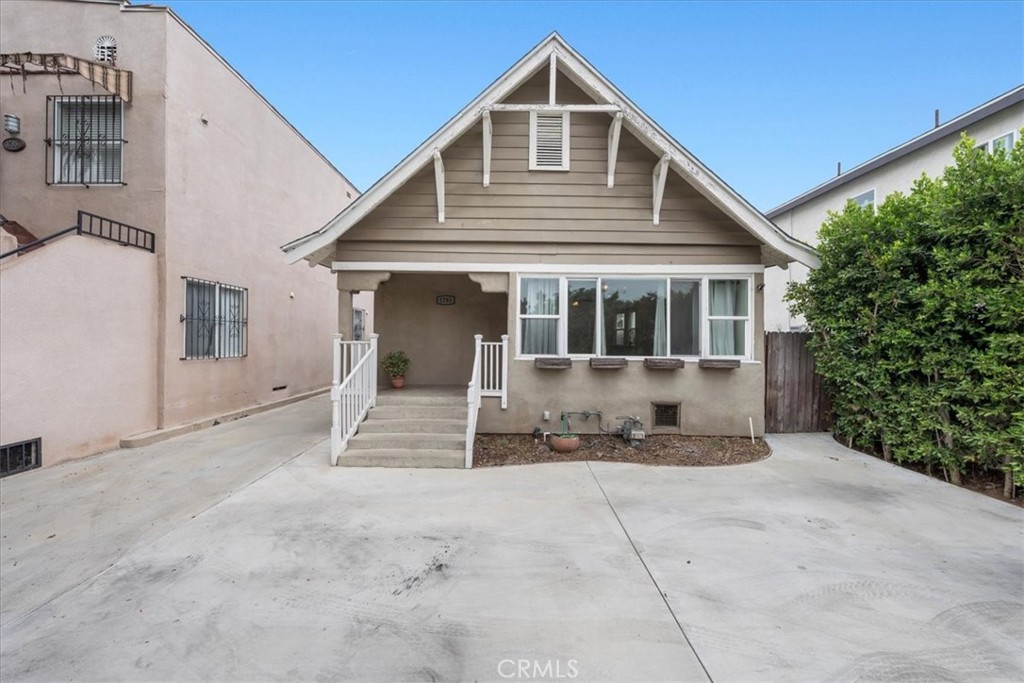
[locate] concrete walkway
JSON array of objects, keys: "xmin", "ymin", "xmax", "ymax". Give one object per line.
[{"xmin": 1, "ymin": 396, "xmax": 1021, "ymax": 682}]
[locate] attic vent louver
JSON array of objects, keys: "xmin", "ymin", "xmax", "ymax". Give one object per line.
[
  {"xmin": 529, "ymin": 111, "xmax": 570, "ymax": 171},
  {"xmin": 94, "ymin": 35, "xmax": 117, "ymax": 64}
]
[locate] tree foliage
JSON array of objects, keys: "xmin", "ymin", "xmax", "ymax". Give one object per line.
[{"xmin": 787, "ymin": 135, "xmax": 1024, "ymax": 495}]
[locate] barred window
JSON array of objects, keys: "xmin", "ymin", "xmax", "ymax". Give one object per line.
[
  {"xmin": 47, "ymin": 95, "xmax": 125, "ymax": 185},
  {"xmin": 182, "ymin": 278, "xmax": 248, "ymax": 360}
]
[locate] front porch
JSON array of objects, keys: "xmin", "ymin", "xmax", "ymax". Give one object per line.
[
  {"xmin": 330, "ymin": 270, "xmax": 512, "ymax": 469},
  {"xmin": 337, "ymin": 271, "xmax": 509, "ymax": 388}
]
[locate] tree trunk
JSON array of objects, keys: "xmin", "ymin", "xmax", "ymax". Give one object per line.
[
  {"xmin": 950, "ymin": 468, "xmax": 962, "ymax": 486},
  {"xmin": 1005, "ymin": 453, "xmax": 1014, "ymax": 500},
  {"xmin": 881, "ymin": 442, "xmax": 893, "ymax": 463}
]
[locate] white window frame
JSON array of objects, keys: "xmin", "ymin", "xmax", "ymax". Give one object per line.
[
  {"xmin": 706, "ymin": 278, "xmax": 753, "ymax": 360},
  {"xmin": 51, "ymin": 96, "xmax": 124, "ymax": 185},
  {"xmin": 519, "ymin": 276, "xmax": 562, "ymax": 356},
  {"xmin": 528, "ymin": 110, "xmax": 571, "ymax": 171},
  {"xmin": 989, "ymin": 131, "xmax": 1015, "ymax": 154},
  {"xmin": 977, "ymin": 131, "xmax": 1015, "ymax": 154},
  {"xmin": 515, "ymin": 273, "xmax": 754, "ymax": 360},
  {"xmin": 849, "ymin": 188, "xmax": 875, "ymax": 210},
  {"xmin": 182, "ymin": 277, "xmax": 248, "ymax": 361}
]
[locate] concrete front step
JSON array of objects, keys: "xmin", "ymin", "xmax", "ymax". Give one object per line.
[
  {"xmin": 348, "ymin": 432, "xmax": 466, "ymax": 450},
  {"xmin": 359, "ymin": 418, "xmax": 465, "ymax": 434},
  {"xmin": 369, "ymin": 405, "xmax": 466, "ymax": 420},
  {"xmin": 374, "ymin": 394, "xmax": 464, "ymax": 407},
  {"xmin": 337, "ymin": 448, "xmax": 465, "ymax": 468}
]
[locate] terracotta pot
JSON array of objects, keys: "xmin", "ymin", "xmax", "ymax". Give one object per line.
[
  {"xmin": 389, "ymin": 376, "xmax": 406, "ymax": 389},
  {"xmin": 550, "ymin": 435, "xmax": 580, "ymax": 453}
]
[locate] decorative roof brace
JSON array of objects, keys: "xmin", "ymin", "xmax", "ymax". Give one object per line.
[
  {"xmin": 607, "ymin": 112, "xmax": 623, "ymax": 189},
  {"xmin": 0, "ymin": 52, "xmax": 132, "ymax": 102},
  {"xmin": 549, "ymin": 52, "xmax": 557, "ymax": 105},
  {"xmin": 433, "ymin": 149, "xmax": 445, "ymax": 223},
  {"xmin": 481, "ymin": 110, "xmax": 492, "ymax": 188},
  {"xmin": 652, "ymin": 154, "xmax": 670, "ymax": 226}
]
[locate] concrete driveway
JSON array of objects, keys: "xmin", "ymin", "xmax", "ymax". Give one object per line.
[{"xmin": 2, "ymin": 396, "xmax": 1021, "ymax": 682}]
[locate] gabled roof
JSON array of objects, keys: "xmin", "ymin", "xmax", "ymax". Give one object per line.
[
  {"xmin": 282, "ymin": 33, "xmax": 818, "ymax": 269},
  {"xmin": 767, "ymin": 84, "xmax": 1024, "ymax": 218}
]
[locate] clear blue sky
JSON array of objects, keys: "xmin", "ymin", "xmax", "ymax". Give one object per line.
[{"xmin": 164, "ymin": 0, "xmax": 1023, "ymax": 210}]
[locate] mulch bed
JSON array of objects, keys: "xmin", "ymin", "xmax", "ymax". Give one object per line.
[{"xmin": 473, "ymin": 433, "xmax": 770, "ymax": 468}]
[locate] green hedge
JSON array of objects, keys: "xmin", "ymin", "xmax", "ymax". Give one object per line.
[{"xmin": 787, "ymin": 135, "xmax": 1024, "ymax": 496}]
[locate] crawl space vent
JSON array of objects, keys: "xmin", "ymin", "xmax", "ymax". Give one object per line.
[{"xmin": 653, "ymin": 403, "xmax": 680, "ymax": 428}]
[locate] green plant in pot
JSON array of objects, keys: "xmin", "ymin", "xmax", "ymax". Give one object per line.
[
  {"xmin": 550, "ymin": 414, "xmax": 580, "ymax": 453},
  {"xmin": 381, "ymin": 350, "xmax": 411, "ymax": 389}
]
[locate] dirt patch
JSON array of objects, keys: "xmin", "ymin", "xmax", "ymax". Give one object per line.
[{"xmin": 473, "ymin": 433, "xmax": 770, "ymax": 468}]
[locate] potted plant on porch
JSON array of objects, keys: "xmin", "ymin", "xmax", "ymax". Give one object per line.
[{"xmin": 381, "ymin": 350, "xmax": 411, "ymax": 389}]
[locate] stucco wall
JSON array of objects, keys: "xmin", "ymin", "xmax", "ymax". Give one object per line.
[
  {"xmin": 764, "ymin": 103, "xmax": 1024, "ymax": 330},
  {"xmin": 374, "ymin": 274, "xmax": 506, "ymax": 386},
  {"xmin": 0, "ymin": 235, "xmax": 158, "ymax": 465},
  {"xmin": 0, "ymin": 0, "xmax": 168, "ymax": 243},
  {"xmin": 158, "ymin": 12, "xmax": 356, "ymax": 427}
]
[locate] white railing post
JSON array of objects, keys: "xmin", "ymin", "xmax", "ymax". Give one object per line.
[
  {"xmin": 465, "ymin": 334, "xmax": 484, "ymax": 469},
  {"xmin": 331, "ymin": 334, "xmax": 344, "ymax": 465},
  {"xmin": 500, "ymin": 334, "xmax": 509, "ymax": 410}
]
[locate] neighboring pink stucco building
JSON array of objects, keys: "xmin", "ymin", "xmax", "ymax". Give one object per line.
[{"xmin": 0, "ymin": 0, "xmax": 358, "ymax": 472}]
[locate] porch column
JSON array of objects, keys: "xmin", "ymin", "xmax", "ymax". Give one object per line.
[
  {"xmin": 336, "ymin": 271, "xmax": 392, "ymax": 339},
  {"xmin": 337, "ymin": 277, "xmax": 354, "ymax": 340}
]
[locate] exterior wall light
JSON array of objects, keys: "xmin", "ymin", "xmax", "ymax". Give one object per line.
[{"xmin": 3, "ymin": 114, "xmax": 21, "ymax": 135}]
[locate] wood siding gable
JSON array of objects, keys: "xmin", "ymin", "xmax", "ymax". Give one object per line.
[{"xmin": 282, "ymin": 34, "xmax": 818, "ymax": 269}]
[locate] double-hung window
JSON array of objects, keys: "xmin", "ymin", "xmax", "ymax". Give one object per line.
[
  {"xmin": 518, "ymin": 275, "xmax": 752, "ymax": 359},
  {"xmin": 520, "ymin": 278, "xmax": 560, "ymax": 355},
  {"xmin": 47, "ymin": 95, "xmax": 125, "ymax": 185},
  {"xmin": 182, "ymin": 277, "xmax": 248, "ymax": 360}
]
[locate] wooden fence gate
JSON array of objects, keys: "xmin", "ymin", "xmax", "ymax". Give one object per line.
[{"xmin": 765, "ymin": 331, "xmax": 833, "ymax": 433}]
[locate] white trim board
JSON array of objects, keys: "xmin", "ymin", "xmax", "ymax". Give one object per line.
[
  {"xmin": 331, "ymin": 261, "xmax": 765, "ymax": 274},
  {"xmin": 282, "ymin": 33, "xmax": 818, "ymax": 269}
]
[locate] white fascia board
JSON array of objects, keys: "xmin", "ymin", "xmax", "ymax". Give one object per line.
[{"xmin": 332, "ymin": 261, "xmax": 765, "ymax": 274}]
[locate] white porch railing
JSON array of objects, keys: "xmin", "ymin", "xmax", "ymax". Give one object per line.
[
  {"xmin": 465, "ymin": 335, "xmax": 483, "ymax": 469},
  {"xmin": 330, "ymin": 333, "xmax": 378, "ymax": 466},
  {"xmin": 480, "ymin": 334, "xmax": 509, "ymax": 409},
  {"xmin": 465, "ymin": 333, "xmax": 509, "ymax": 468}
]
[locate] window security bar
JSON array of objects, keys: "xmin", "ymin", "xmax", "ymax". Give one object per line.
[
  {"xmin": 181, "ymin": 277, "xmax": 248, "ymax": 360},
  {"xmin": 45, "ymin": 95, "xmax": 126, "ymax": 185}
]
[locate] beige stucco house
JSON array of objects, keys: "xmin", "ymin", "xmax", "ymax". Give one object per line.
[
  {"xmin": 0, "ymin": 0, "xmax": 358, "ymax": 474},
  {"xmin": 283, "ymin": 34, "xmax": 818, "ymax": 468},
  {"xmin": 764, "ymin": 85, "xmax": 1024, "ymax": 331}
]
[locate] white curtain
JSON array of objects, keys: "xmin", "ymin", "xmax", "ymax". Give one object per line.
[
  {"xmin": 521, "ymin": 278, "xmax": 558, "ymax": 354},
  {"xmin": 710, "ymin": 280, "xmax": 741, "ymax": 355},
  {"xmin": 653, "ymin": 285, "xmax": 667, "ymax": 355}
]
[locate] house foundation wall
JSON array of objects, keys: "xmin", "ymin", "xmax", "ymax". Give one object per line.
[{"xmin": 478, "ymin": 361, "xmax": 765, "ymax": 437}]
